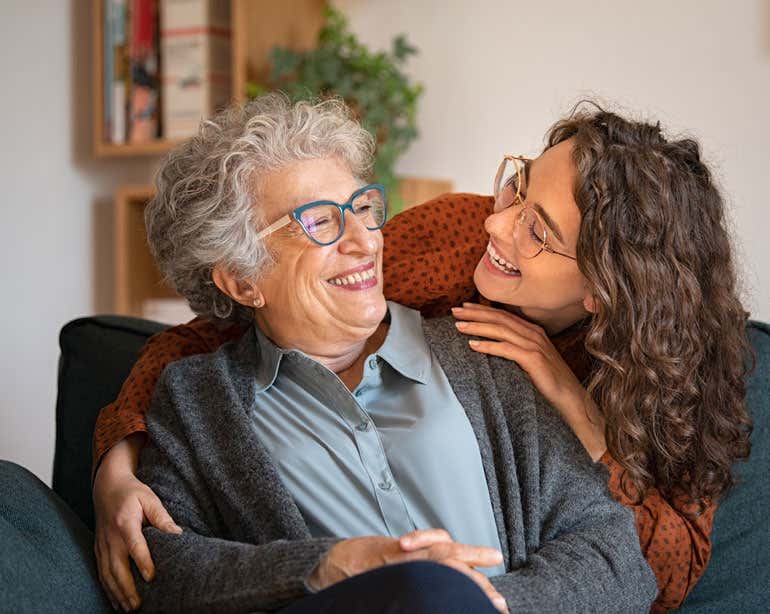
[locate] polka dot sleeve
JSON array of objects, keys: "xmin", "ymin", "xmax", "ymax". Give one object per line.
[
  {"xmin": 382, "ymin": 193, "xmax": 493, "ymax": 317},
  {"xmin": 600, "ymin": 450, "xmax": 716, "ymax": 612}
]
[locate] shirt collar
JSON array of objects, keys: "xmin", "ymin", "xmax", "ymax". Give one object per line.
[
  {"xmin": 250, "ymin": 300, "xmax": 431, "ymax": 391},
  {"xmin": 252, "ymin": 325, "xmax": 287, "ymax": 393},
  {"xmin": 376, "ymin": 301, "xmax": 431, "ymax": 385}
]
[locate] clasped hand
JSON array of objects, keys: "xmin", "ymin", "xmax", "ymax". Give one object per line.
[{"xmin": 310, "ymin": 529, "xmax": 508, "ymax": 613}]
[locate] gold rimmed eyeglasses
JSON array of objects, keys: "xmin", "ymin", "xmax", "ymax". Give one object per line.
[{"xmin": 493, "ymin": 155, "xmax": 577, "ymax": 261}]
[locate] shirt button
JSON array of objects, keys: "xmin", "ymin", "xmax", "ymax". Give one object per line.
[
  {"xmin": 368, "ymin": 357, "xmax": 378, "ymax": 370},
  {"xmin": 378, "ymin": 479, "xmax": 393, "ymax": 491},
  {"xmin": 354, "ymin": 389, "xmax": 363, "ymax": 397},
  {"xmin": 355, "ymin": 420, "xmax": 371, "ymax": 432}
]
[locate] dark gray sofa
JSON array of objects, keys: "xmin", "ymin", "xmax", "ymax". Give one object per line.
[{"xmin": 0, "ymin": 316, "xmax": 768, "ymax": 612}]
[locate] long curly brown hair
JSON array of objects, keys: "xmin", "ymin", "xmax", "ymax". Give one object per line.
[{"xmin": 546, "ymin": 105, "xmax": 752, "ymax": 510}]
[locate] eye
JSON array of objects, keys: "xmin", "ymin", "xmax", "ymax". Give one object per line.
[
  {"xmin": 504, "ymin": 174, "xmax": 519, "ymax": 191},
  {"xmin": 528, "ymin": 220, "xmax": 544, "ymax": 244},
  {"xmin": 307, "ymin": 216, "xmax": 332, "ymax": 230}
]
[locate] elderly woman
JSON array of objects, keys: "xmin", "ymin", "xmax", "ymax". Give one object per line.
[{"xmin": 97, "ymin": 95, "xmax": 655, "ymax": 613}]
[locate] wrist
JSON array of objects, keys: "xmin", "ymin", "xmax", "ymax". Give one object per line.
[
  {"xmin": 307, "ymin": 546, "xmax": 339, "ymax": 592},
  {"xmin": 557, "ymin": 388, "xmax": 607, "ymax": 460},
  {"xmin": 96, "ymin": 433, "xmax": 146, "ymax": 481}
]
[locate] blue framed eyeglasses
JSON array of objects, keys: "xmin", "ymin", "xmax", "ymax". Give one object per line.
[{"xmin": 255, "ymin": 184, "xmax": 388, "ymax": 246}]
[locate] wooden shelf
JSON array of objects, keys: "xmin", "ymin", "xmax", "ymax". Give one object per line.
[
  {"xmin": 113, "ymin": 177, "xmax": 453, "ymax": 319},
  {"xmin": 93, "ymin": 0, "xmax": 326, "ymax": 158},
  {"xmin": 95, "ymin": 139, "xmax": 185, "ymax": 158}
]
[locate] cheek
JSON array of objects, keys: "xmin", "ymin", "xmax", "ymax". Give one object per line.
[{"xmin": 523, "ymin": 262, "xmax": 585, "ymax": 302}]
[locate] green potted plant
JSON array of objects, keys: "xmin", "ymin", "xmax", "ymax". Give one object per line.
[{"xmin": 247, "ymin": 6, "xmax": 423, "ymax": 213}]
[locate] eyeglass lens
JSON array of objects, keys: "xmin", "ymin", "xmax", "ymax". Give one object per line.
[
  {"xmin": 513, "ymin": 207, "xmax": 547, "ymax": 258},
  {"xmin": 494, "ymin": 157, "xmax": 526, "ymax": 212},
  {"xmin": 298, "ymin": 187, "xmax": 386, "ymax": 244}
]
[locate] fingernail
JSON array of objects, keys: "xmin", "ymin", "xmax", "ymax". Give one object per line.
[
  {"xmin": 455, "ymin": 321, "xmax": 467, "ymax": 329},
  {"xmin": 451, "ymin": 306, "xmax": 462, "ymax": 312},
  {"xmin": 493, "ymin": 597, "xmax": 507, "ymax": 608},
  {"xmin": 469, "ymin": 339, "xmax": 480, "ymax": 347},
  {"xmin": 400, "ymin": 537, "xmax": 412, "ymax": 547},
  {"xmin": 129, "ymin": 597, "xmax": 139, "ymax": 610},
  {"xmin": 141, "ymin": 567, "xmax": 151, "ymax": 582}
]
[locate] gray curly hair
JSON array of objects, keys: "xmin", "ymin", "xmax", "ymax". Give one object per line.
[{"xmin": 145, "ymin": 93, "xmax": 376, "ymax": 324}]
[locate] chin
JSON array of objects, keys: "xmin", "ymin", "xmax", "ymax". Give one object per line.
[
  {"xmin": 365, "ymin": 295, "xmax": 388, "ymax": 325},
  {"xmin": 346, "ymin": 293, "xmax": 387, "ymax": 330},
  {"xmin": 473, "ymin": 262, "xmax": 508, "ymax": 304}
]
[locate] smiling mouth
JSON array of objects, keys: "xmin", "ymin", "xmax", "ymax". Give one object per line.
[
  {"xmin": 486, "ymin": 242, "xmax": 521, "ymax": 276},
  {"xmin": 327, "ymin": 261, "xmax": 378, "ymax": 289}
]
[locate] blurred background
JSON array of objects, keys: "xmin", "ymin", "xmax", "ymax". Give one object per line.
[{"xmin": 1, "ymin": 0, "xmax": 768, "ymax": 484}]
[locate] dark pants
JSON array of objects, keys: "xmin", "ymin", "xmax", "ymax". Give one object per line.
[{"xmin": 279, "ymin": 561, "xmax": 499, "ymax": 614}]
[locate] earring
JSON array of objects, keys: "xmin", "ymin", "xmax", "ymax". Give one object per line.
[{"xmin": 253, "ymin": 296, "xmax": 264, "ymax": 308}]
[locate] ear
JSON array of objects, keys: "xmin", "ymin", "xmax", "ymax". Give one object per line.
[
  {"xmin": 212, "ymin": 265, "xmax": 265, "ymax": 308},
  {"xmin": 582, "ymin": 291, "xmax": 598, "ymax": 314}
]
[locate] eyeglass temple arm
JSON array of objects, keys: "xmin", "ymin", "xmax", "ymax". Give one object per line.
[
  {"xmin": 255, "ymin": 214, "xmax": 293, "ymax": 240},
  {"xmin": 544, "ymin": 244, "xmax": 578, "ymax": 261}
]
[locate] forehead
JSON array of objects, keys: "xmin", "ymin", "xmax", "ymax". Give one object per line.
[{"xmin": 258, "ymin": 157, "xmax": 360, "ymax": 219}]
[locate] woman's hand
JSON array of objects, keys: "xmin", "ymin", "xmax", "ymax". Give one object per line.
[
  {"xmin": 93, "ymin": 434, "xmax": 182, "ymax": 611},
  {"xmin": 309, "ymin": 532, "xmax": 507, "ymax": 612},
  {"xmin": 452, "ymin": 303, "xmax": 606, "ymax": 461},
  {"xmin": 399, "ymin": 529, "xmax": 509, "ymax": 613}
]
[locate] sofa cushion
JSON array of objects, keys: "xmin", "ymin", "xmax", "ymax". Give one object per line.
[
  {"xmin": 678, "ymin": 321, "xmax": 770, "ymax": 612},
  {"xmin": 52, "ymin": 316, "xmax": 167, "ymax": 531},
  {"xmin": 0, "ymin": 460, "xmax": 111, "ymax": 613}
]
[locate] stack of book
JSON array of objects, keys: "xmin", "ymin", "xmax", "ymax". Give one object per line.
[{"xmin": 103, "ymin": 0, "xmax": 232, "ymax": 145}]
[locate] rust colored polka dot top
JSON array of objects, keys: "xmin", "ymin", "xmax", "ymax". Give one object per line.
[{"xmin": 92, "ymin": 193, "xmax": 714, "ymax": 613}]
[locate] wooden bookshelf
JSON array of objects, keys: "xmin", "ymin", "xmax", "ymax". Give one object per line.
[
  {"xmin": 93, "ymin": 0, "xmax": 326, "ymax": 157},
  {"xmin": 100, "ymin": 1, "xmax": 453, "ymax": 320},
  {"xmin": 114, "ymin": 177, "xmax": 453, "ymax": 318}
]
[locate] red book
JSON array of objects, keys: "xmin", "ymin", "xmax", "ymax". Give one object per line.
[{"xmin": 128, "ymin": 0, "xmax": 160, "ymax": 143}]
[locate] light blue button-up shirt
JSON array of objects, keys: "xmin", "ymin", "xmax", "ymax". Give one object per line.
[{"xmin": 248, "ymin": 301, "xmax": 505, "ymax": 576}]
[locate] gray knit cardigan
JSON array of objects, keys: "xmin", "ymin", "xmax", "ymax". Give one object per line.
[{"xmin": 136, "ymin": 316, "xmax": 657, "ymax": 613}]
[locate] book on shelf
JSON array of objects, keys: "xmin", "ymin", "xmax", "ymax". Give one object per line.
[
  {"xmin": 102, "ymin": 0, "xmax": 232, "ymax": 147},
  {"xmin": 160, "ymin": 0, "xmax": 232, "ymax": 139},
  {"xmin": 129, "ymin": 0, "xmax": 161, "ymax": 143},
  {"xmin": 105, "ymin": 0, "xmax": 129, "ymax": 144}
]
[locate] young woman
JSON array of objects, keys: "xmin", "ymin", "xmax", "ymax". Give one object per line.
[{"xmin": 92, "ymin": 105, "xmax": 751, "ymax": 613}]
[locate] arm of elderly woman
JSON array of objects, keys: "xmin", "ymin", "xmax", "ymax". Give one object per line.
[{"xmin": 132, "ymin": 366, "xmax": 336, "ymax": 613}]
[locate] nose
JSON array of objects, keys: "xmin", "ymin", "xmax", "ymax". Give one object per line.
[
  {"xmin": 338, "ymin": 210, "xmax": 378, "ymax": 254},
  {"xmin": 484, "ymin": 207, "xmax": 517, "ymax": 243}
]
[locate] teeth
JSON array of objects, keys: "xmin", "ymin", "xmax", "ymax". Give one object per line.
[
  {"xmin": 486, "ymin": 243, "xmax": 519, "ymax": 275},
  {"xmin": 328, "ymin": 267, "xmax": 376, "ymax": 286}
]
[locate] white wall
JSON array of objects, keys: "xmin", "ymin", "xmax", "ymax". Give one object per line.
[
  {"xmin": 338, "ymin": 0, "xmax": 770, "ymax": 317},
  {"xmin": 0, "ymin": 1, "xmax": 154, "ymax": 483},
  {"xmin": 1, "ymin": 0, "xmax": 768, "ymax": 485}
]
